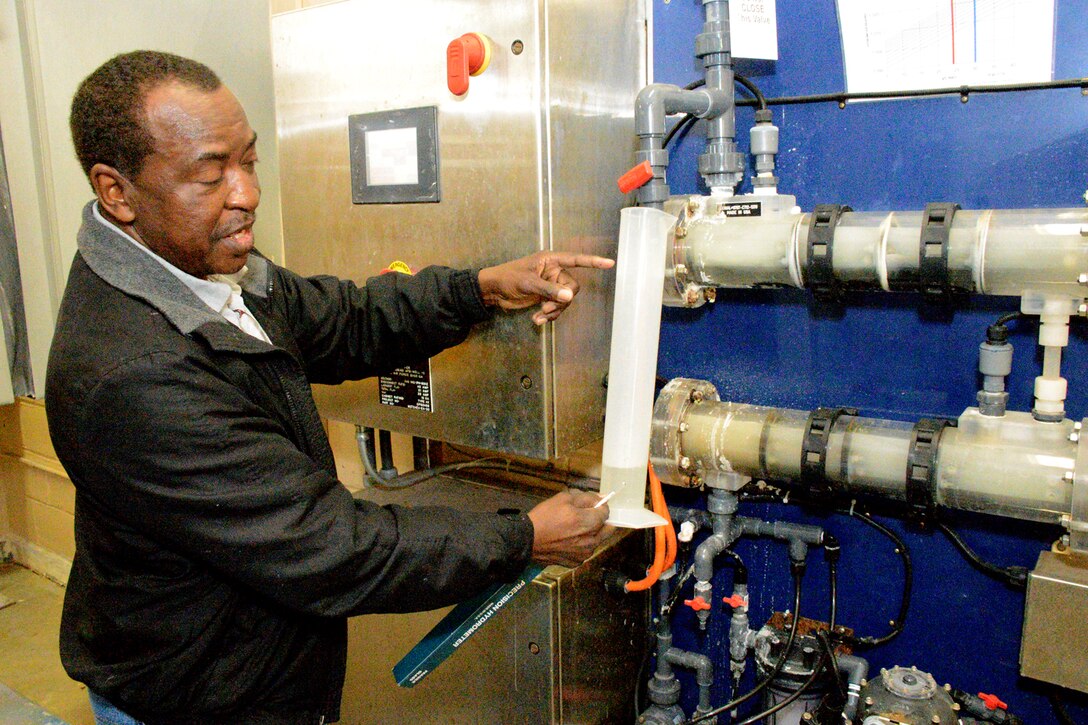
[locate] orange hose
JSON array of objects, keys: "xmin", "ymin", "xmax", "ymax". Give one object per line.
[
  {"xmin": 624, "ymin": 461, "xmax": 678, "ymax": 592},
  {"xmin": 652, "ymin": 463, "xmax": 678, "ymax": 571}
]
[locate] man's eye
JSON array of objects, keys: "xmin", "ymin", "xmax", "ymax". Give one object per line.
[{"xmin": 199, "ymin": 177, "xmax": 224, "ymax": 186}]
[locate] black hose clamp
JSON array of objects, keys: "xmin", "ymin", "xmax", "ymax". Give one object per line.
[
  {"xmin": 806, "ymin": 204, "xmax": 852, "ymax": 302},
  {"xmin": 918, "ymin": 202, "xmax": 961, "ymax": 301},
  {"xmin": 906, "ymin": 417, "xmax": 956, "ymax": 525},
  {"xmin": 801, "ymin": 406, "xmax": 858, "ymax": 497}
]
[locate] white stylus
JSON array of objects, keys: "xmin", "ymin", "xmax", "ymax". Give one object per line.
[{"xmin": 594, "ymin": 490, "xmax": 617, "ymax": 508}]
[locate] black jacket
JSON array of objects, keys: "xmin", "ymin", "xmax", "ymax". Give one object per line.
[{"xmin": 45, "ymin": 203, "xmax": 534, "ymax": 724}]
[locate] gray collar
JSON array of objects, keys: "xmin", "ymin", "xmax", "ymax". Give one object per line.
[{"xmin": 76, "ymin": 200, "xmax": 271, "ymax": 339}]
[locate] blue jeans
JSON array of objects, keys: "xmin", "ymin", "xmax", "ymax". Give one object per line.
[{"xmin": 88, "ymin": 691, "xmax": 144, "ymax": 725}]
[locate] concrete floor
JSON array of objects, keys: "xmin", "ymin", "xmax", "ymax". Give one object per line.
[{"xmin": 0, "ymin": 563, "xmax": 94, "ymax": 725}]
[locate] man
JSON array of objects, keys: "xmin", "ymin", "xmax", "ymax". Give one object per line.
[{"xmin": 47, "ymin": 50, "xmax": 613, "ymax": 724}]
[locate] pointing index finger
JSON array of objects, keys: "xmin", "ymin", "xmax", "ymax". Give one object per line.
[{"xmin": 547, "ymin": 253, "xmax": 615, "ymax": 270}]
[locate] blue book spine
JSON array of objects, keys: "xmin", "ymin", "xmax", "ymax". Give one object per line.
[{"xmin": 393, "ymin": 565, "xmax": 544, "ymax": 687}]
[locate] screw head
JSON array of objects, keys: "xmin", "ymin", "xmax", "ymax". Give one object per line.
[
  {"xmin": 932, "ymin": 716, "xmax": 941, "ymax": 724},
  {"xmin": 520, "ymin": 376, "xmax": 533, "ymax": 389},
  {"xmin": 674, "ymin": 263, "xmax": 688, "ymax": 276},
  {"xmin": 529, "ymin": 642, "xmax": 540, "ymax": 654},
  {"xmin": 690, "ymin": 390, "xmax": 704, "ymax": 402},
  {"xmin": 864, "ymin": 696, "xmax": 874, "ymax": 706},
  {"xmin": 679, "ymin": 456, "xmax": 692, "ymax": 470},
  {"xmin": 679, "ymin": 422, "xmax": 690, "ymax": 432}
]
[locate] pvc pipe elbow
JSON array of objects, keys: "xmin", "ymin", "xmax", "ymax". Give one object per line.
[{"xmin": 693, "ymin": 533, "xmax": 728, "ymax": 581}]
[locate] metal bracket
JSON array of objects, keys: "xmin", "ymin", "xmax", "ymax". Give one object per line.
[
  {"xmin": 918, "ymin": 202, "xmax": 961, "ymax": 301},
  {"xmin": 806, "ymin": 204, "xmax": 851, "ymax": 302},
  {"xmin": 800, "ymin": 406, "xmax": 858, "ymax": 497},
  {"xmin": 906, "ymin": 417, "xmax": 956, "ymax": 526}
]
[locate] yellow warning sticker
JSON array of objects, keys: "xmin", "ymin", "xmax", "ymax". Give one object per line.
[{"xmin": 386, "ymin": 260, "xmax": 413, "ymax": 275}]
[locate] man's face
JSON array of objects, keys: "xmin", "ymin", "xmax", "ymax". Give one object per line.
[{"xmin": 123, "ymin": 81, "xmax": 260, "ymax": 278}]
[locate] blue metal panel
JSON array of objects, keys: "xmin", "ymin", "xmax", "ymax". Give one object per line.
[{"xmin": 652, "ymin": 0, "xmax": 1088, "ymax": 721}]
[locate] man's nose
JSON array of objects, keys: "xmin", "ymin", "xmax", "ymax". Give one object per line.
[{"xmin": 226, "ymin": 167, "xmax": 261, "ymax": 211}]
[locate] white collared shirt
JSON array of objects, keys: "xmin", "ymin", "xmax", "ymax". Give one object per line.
[{"xmin": 92, "ymin": 202, "xmax": 271, "ymax": 343}]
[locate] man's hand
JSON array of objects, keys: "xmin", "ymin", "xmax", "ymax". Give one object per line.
[
  {"xmin": 527, "ymin": 489, "xmax": 614, "ymax": 567},
  {"xmin": 477, "ymin": 251, "xmax": 615, "ymax": 325}
]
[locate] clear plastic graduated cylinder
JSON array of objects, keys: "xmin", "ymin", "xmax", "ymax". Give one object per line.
[{"xmin": 598, "ymin": 207, "xmax": 675, "ymax": 528}]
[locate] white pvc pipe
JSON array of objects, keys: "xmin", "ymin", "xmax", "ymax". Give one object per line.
[{"xmin": 599, "ymin": 207, "xmax": 675, "ymax": 528}]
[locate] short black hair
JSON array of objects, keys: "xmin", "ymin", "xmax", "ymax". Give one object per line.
[{"xmin": 70, "ymin": 50, "xmax": 221, "ymax": 180}]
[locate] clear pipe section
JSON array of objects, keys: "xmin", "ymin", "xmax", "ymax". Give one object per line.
[
  {"xmin": 663, "ymin": 197, "xmax": 1088, "ymax": 303},
  {"xmin": 650, "ymin": 378, "xmax": 1078, "ymax": 524},
  {"xmin": 599, "ymin": 208, "xmax": 675, "ymax": 528}
]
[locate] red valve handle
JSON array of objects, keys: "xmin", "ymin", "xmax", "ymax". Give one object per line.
[
  {"xmin": 683, "ymin": 597, "xmax": 711, "ymax": 612},
  {"xmin": 978, "ymin": 693, "xmax": 1008, "ymax": 711},
  {"xmin": 447, "ymin": 33, "xmax": 491, "ymax": 96},
  {"xmin": 617, "ymin": 161, "xmax": 655, "ymax": 194},
  {"xmin": 722, "ymin": 594, "xmax": 748, "ymax": 608}
]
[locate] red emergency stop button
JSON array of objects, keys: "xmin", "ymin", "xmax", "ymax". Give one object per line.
[{"xmin": 447, "ymin": 33, "xmax": 492, "ymax": 96}]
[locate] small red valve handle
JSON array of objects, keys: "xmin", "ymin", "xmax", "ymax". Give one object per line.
[
  {"xmin": 683, "ymin": 597, "xmax": 711, "ymax": 612},
  {"xmin": 978, "ymin": 693, "xmax": 1008, "ymax": 711},
  {"xmin": 447, "ymin": 33, "xmax": 491, "ymax": 96},
  {"xmin": 722, "ymin": 594, "xmax": 748, "ymax": 608},
  {"xmin": 617, "ymin": 161, "xmax": 655, "ymax": 194}
]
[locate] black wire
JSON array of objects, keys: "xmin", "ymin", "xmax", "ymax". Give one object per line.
[
  {"xmin": 1048, "ymin": 690, "xmax": 1078, "ymax": 725},
  {"xmin": 734, "ymin": 73, "xmax": 768, "ymax": 109},
  {"xmin": 828, "ymin": 559, "xmax": 838, "ymax": 634},
  {"xmin": 995, "ymin": 311, "xmax": 1024, "ymax": 327},
  {"xmin": 664, "ymin": 74, "xmax": 768, "ymax": 148},
  {"xmin": 683, "ymin": 571, "xmax": 804, "ymax": 724},
  {"xmin": 663, "ymin": 114, "xmax": 699, "ymax": 149},
  {"xmin": 661, "ymin": 560, "xmax": 695, "ymax": 618},
  {"xmin": 365, "ymin": 458, "xmax": 514, "ymax": 490},
  {"xmin": 839, "ymin": 509, "xmax": 912, "ymax": 648},
  {"xmin": 733, "ymin": 77, "xmax": 1088, "ymax": 107},
  {"xmin": 441, "ymin": 442, "xmax": 584, "ymax": 488},
  {"xmin": 815, "ymin": 629, "xmax": 846, "ymax": 703},
  {"xmin": 937, "ymin": 522, "xmax": 1029, "ymax": 590}
]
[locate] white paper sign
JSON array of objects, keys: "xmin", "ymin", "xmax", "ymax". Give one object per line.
[
  {"xmin": 837, "ymin": 0, "xmax": 1055, "ymax": 94},
  {"xmin": 729, "ymin": 0, "xmax": 779, "ymax": 60}
]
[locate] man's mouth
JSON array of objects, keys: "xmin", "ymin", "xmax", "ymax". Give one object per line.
[{"xmin": 220, "ymin": 225, "xmax": 254, "ymax": 249}]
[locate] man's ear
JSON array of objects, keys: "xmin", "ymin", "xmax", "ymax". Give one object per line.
[{"xmin": 89, "ymin": 163, "xmax": 135, "ymax": 224}]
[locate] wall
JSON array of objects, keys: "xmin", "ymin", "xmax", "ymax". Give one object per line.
[
  {"xmin": 0, "ymin": 0, "xmax": 285, "ymax": 399},
  {"xmin": 655, "ymin": 0, "xmax": 1088, "ymax": 721},
  {"xmin": 0, "ymin": 0, "xmax": 286, "ymax": 574},
  {"xmin": 0, "ymin": 398, "xmax": 72, "ymax": 583}
]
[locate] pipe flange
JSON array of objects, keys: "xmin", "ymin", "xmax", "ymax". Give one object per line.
[
  {"xmin": 1068, "ymin": 417, "xmax": 1088, "ymax": 552},
  {"xmin": 651, "ymin": 378, "xmax": 720, "ymax": 487}
]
